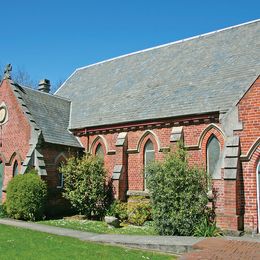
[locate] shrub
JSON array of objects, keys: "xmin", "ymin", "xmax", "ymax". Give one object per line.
[
  {"xmin": 127, "ymin": 197, "xmax": 152, "ymax": 226},
  {"xmin": 147, "ymin": 143, "xmax": 209, "ymax": 236},
  {"xmin": 107, "ymin": 200, "xmax": 128, "ymax": 221},
  {"xmin": 194, "ymin": 218, "xmax": 222, "ymax": 237},
  {"xmin": 5, "ymin": 170, "xmax": 47, "ymax": 221},
  {"xmin": 61, "ymin": 154, "xmax": 111, "ymax": 219},
  {"xmin": 0, "ymin": 203, "xmax": 7, "ymax": 218}
]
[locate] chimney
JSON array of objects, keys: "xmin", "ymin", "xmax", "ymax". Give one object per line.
[{"xmin": 38, "ymin": 79, "xmax": 51, "ymax": 93}]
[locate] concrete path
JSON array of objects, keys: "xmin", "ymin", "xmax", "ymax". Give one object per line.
[
  {"xmin": 0, "ymin": 218, "xmax": 202, "ymax": 254},
  {"xmin": 1, "ymin": 218, "xmax": 260, "ymax": 258}
]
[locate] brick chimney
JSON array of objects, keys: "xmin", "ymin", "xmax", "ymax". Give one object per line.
[{"xmin": 38, "ymin": 79, "xmax": 51, "ymax": 93}]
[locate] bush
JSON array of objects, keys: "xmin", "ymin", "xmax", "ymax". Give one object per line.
[
  {"xmin": 147, "ymin": 143, "xmax": 209, "ymax": 236},
  {"xmin": 127, "ymin": 197, "xmax": 152, "ymax": 226},
  {"xmin": 107, "ymin": 200, "xmax": 128, "ymax": 221},
  {"xmin": 194, "ymin": 218, "xmax": 222, "ymax": 237},
  {"xmin": 5, "ymin": 170, "xmax": 47, "ymax": 221},
  {"xmin": 0, "ymin": 203, "xmax": 7, "ymax": 218},
  {"xmin": 61, "ymin": 154, "xmax": 111, "ymax": 219}
]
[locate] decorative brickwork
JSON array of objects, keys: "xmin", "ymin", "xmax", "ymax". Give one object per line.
[{"xmin": 0, "ymin": 80, "xmax": 31, "ymax": 202}]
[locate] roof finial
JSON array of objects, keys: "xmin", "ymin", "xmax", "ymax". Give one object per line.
[{"xmin": 4, "ymin": 64, "xmax": 12, "ymax": 79}]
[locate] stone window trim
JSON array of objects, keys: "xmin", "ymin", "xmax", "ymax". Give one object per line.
[
  {"xmin": 90, "ymin": 135, "xmax": 109, "ymax": 155},
  {"xmin": 0, "ymin": 102, "xmax": 8, "ymax": 125},
  {"xmin": 201, "ymin": 126, "xmax": 225, "ymax": 181}
]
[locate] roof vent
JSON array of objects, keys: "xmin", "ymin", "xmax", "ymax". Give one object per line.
[{"xmin": 38, "ymin": 79, "xmax": 51, "ymax": 93}]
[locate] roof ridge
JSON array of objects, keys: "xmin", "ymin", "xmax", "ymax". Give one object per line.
[
  {"xmin": 20, "ymin": 84, "xmax": 71, "ymax": 102},
  {"xmin": 55, "ymin": 18, "xmax": 260, "ymax": 95},
  {"xmin": 78, "ymin": 19, "xmax": 260, "ymax": 71}
]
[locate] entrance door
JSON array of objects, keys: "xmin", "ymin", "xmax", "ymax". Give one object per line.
[
  {"xmin": 257, "ymin": 162, "xmax": 260, "ymax": 233},
  {"xmin": 0, "ymin": 161, "xmax": 3, "ymax": 202}
]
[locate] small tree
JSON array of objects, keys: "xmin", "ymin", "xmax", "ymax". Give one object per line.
[
  {"xmin": 61, "ymin": 155, "xmax": 110, "ymax": 219},
  {"xmin": 5, "ymin": 170, "xmax": 47, "ymax": 221},
  {"xmin": 147, "ymin": 143, "xmax": 209, "ymax": 236}
]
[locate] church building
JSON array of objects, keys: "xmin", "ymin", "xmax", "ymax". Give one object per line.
[{"xmin": 0, "ymin": 19, "xmax": 259, "ymax": 233}]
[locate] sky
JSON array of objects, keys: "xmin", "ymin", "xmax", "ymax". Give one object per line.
[{"xmin": 0, "ymin": 0, "xmax": 259, "ymax": 91}]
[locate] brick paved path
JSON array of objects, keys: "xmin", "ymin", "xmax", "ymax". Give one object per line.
[{"xmin": 181, "ymin": 237, "xmax": 260, "ymax": 260}]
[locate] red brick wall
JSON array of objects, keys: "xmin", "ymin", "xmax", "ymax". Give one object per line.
[
  {"xmin": 41, "ymin": 143, "xmax": 79, "ymax": 188},
  {"xmin": 78, "ymin": 121, "xmax": 229, "ymax": 226},
  {"xmin": 236, "ymin": 77, "xmax": 260, "ymax": 155},
  {"xmin": 236, "ymin": 77, "xmax": 260, "ymax": 231},
  {"xmin": 240, "ymin": 147, "xmax": 260, "ymax": 231},
  {"xmin": 0, "ymin": 80, "xmax": 31, "ymax": 201}
]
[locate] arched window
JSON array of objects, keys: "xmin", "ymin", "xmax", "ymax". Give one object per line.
[
  {"xmin": 257, "ymin": 161, "xmax": 260, "ymax": 232},
  {"xmin": 95, "ymin": 143, "xmax": 104, "ymax": 159},
  {"xmin": 57, "ymin": 162, "xmax": 64, "ymax": 188},
  {"xmin": 207, "ymin": 135, "xmax": 220, "ymax": 177},
  {"xmin": 13, "ymin": 161, "xmax": 19, "ymax": 177},
  {"xmin": 144, "ymin": 139, "xmax": 155, "ymax": 190},
  {"xmin": 0, "ymin": 160, "xmax": 3, "ymax": 201}
]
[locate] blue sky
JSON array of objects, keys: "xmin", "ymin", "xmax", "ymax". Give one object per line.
[{"xmin": 0, "ymin": 0, "xmax": 259, "ymax": 90}]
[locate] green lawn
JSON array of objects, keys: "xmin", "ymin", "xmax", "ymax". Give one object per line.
[
  {"xmin": 0, "ymin": 224, "xmax": 174, "ymax": 260},
  {"xmin": 38, "ymin": 219, "xmax": 158, "ymax": 235}
]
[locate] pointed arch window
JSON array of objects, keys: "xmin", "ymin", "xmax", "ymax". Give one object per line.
[
  {"xmin": 144, "ymin": 139, "xmax": 155, "ymax": 190},
  {"xmin": 13, "ymin": 161, "xmax": 19, "ymax": 177},
  {"xmin": 95, "ymin": 143, "xmax": 104, "ymax": 159},
  {"xmin": 207, "ymin": 135, "xmax": 220, "ymax": 178},
  {"xmin": 57, "ymin": 162, "xmax": 64, "ymax": 188}
]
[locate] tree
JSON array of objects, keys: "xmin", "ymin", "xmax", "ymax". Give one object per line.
[
  {"xmin": 0, "ymin": 64, "xmax": 36, "ymax": 87},
  {"xmin": 147, "ymin": 143, "xmax": 209, "ymax": 236},
  {"xmin": 60, "ymin": 155, "xmax": 111, "ymax": 219}
]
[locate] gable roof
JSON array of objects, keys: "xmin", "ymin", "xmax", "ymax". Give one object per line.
[
  {"xmin": 12, "ymin": 83, "xmax": 82, "ymax": 148},
  {"xmin": 56, "ymin": 19, "xmax": 260, "ymax": 130}
]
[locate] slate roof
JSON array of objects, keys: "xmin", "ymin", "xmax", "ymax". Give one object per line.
[
  {"xmin": 56, "ymin": 20, "xmax": 260, "ymax": 130},
  {"xmin": 13, "ymin": 84, "xmax": 82, "ymax": 148}
]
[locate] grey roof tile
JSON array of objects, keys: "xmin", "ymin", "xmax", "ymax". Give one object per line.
[
  {"xmin": 14, "ymin": 85, "xmax": 82, "ymax": 148},
  {"xmin": 57, "ymin": 20, "xmax": 260, "ymax": 129}
]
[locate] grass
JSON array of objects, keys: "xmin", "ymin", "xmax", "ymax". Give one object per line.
[
  {"xmin": 38, "ymin": 218, "xmax": 158, "ymax": 235},
  {"xmin": 0, "ymin": 224, "xmax": 174, "ymax": 260}
]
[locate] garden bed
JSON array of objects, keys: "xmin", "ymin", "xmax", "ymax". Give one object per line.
[{"xmin": 38, "ymin": 218, "xmax": 157, "ymax": 236}]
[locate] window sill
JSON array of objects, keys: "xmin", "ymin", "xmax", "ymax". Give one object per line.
[{"xmin": 127, "ymin": 190, "xmax": 150, "ymax": 197}]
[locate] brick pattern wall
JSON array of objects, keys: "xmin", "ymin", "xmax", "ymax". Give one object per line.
[
  {"xmin": 241, "ymin": 147, "xmax": 260, "ymax": 231},
  {"xmin": 236, "ymin": 77, "xmax": 260, "ymax": 231},
  {"xmin": 236, "ymin": 77, "xmax": 260, "ymax": 155},
  {"xmin": 79, "ymin": 121, "xmax": 231, "ymax": 228},
  {"xmin": 0, "ymin": 80, "xmax": 31, "ymax": 201}
]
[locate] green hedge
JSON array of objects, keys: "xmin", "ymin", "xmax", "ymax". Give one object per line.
[{"xmin": 5, "ymin": 171, "xmax": 47, "ymax": 221}]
